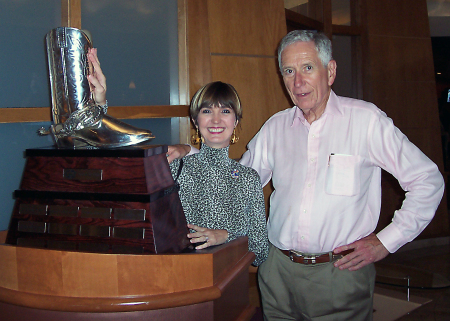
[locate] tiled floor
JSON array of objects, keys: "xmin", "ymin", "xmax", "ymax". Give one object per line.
[{"xmin": 250, "ymin": 237, "xmax": 450, "ymax": 321}]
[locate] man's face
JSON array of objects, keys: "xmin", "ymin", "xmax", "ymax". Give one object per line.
[{"xmin": 280, "ymin": 41, "xmax": 336, "ymax": 117}]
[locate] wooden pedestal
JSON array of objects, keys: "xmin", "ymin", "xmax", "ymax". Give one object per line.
[
  {"xmin": 5, "ymin": 146, "xmax": 190, "ymax": 254},
  {"xmin": 1, "ymin": 148, "xmax": 256, "ymax": 320},
  {"xmin": 0, "ymin": 235, "xmax": 255, "ymax": 321}
]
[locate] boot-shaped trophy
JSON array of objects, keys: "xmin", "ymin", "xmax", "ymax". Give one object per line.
[{"xmin": 39, "ymin": 27, "xmax": 155, "ymax": 148}]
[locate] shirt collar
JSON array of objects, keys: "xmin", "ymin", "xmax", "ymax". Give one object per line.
[{"xmin": 290, "ymin": 90, "xmax": 343, "ymax": 127}]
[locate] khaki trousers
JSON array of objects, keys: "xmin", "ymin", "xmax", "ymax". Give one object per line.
[{"xmin": 258, "ymin": 244, "xmax": 375, "ymax": 321}]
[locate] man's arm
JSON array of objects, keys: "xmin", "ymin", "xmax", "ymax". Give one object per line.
[
  {"xmin": 334, "ymin": 110, "xmax": 444, "ymax": 271},
  {"xmin": 166, "ymin": 144, "xmax": 196, "ymax": 163},
  {"xmin": 240, "ymin": 126, "xmax": 273, "ymax": 187}
]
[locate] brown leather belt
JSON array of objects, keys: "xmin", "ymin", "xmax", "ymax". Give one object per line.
[{"xmin": 279, "ymin": 248, "xmax": 354, "ymax": 265}]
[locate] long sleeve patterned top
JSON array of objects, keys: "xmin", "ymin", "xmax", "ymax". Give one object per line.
[{"xmin": 170, "ymin": 144, "xmax": 269, "ymax": 266}]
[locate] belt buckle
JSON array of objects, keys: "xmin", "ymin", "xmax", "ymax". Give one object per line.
[
  {"xmin": 302, "ymin": 254, "xmax": 316, "ymax": 265},
  {"xmin": 289, "ymin": 251, "xmax": 317, "ymax": 265}
]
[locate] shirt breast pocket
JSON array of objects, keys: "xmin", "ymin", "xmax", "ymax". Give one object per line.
[{"xmin": 325, "ymin": 154, "xmax": 361, "ymax": 196}]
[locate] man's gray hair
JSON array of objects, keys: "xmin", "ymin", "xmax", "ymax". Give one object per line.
[{"xmin": 277, "ymin": 30, "xmax": 333, "ymax": 71}]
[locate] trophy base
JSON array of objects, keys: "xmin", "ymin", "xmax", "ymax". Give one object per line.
[{"xmin": 5, "ymin": 145, "xmax": 191, "ymax": 254}]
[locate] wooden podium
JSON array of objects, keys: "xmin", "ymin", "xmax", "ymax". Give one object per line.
[
  {"xmin": 0, "ymin": 146, "xmax": 256, "ymax": 320},
  {"xmin": 0, "ymin": 234, "xmax": 255, "ymax": 321}
]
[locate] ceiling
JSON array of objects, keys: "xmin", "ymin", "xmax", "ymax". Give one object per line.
[
  {"xmin": 427, "ymin": 1, "xmax": 450, "ymax": 84},
  {"xmin": 428, "ymin": 0, "xmax": 450, "ymax": 16},
  {"xmin": 285, "ymin": 0, "xmax": 450, "ymax": 36}
]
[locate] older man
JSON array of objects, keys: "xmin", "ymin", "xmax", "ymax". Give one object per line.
[
  {"xmin": 244, "ymin": 30, "xmax": 444, "ymax": 320},
  {"xmin": 168, "ymin": 30, "xmax": 444, "ymax": 320}
]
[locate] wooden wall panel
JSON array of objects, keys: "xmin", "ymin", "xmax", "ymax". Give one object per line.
[
  {"xmin": 365, "ymin": 0, "xmax": 430, "ymax": 38},
  {"xmin": 369, "ymin": 37, "xmax": 435, "ymax": 84},
  {"xmin": 178, "ymin": 0, "xmax": 190, "ymax": 106},
  {"xmin": 206, "ymin": 0, "xmax": 288, "ymax": 159},
  {"xmin": 61, "ymin": 0, "xmax": 81, "ymax": 29},
  {"xmin": 208, "ymin": 0, "xmax": 286, "ymax": 56},
  {"xmin": 364, "ymin": 0, "xmax": 449, "ymax": 236},
  {"xmin": 186, "ymin": 0, "xmax": 212, "ymax": 97},
  {"xmin": 186, "ymin": 0, "xmax": 288, "ymax": 218},
  {"xmin": 187, "ymin": 0, "xmax": 289, "ymax": 160},
  {"xmin": 403, "ymin": 127, "xmax": 444, "ymax": 169},
  {"xmin": 211, "ymin": 56, "xmax": 291, "ymax": 160},
  {"xmin": 371, "ymin": 81, "xmax": 440, "ymax": 140}
]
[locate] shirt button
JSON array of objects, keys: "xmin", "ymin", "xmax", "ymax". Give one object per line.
[
  {"xmin": 307, "ymin": 184, "xmax": 311, "ymax": 188},
  {"xmin": 310, "ymin": 158, "xmax": 315, "ymax": 162},
  {"xmin": 303, "ymin": 209, "xmax": 307, "ymax": 213},
  {"xmin": 301, "ymin": 236, "xmax": 305, "ymax": 240}
]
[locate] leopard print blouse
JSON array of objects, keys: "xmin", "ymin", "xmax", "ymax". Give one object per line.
[{"xmin": 170, "ymin": 144, "xmax": 269, "ymax": 266}]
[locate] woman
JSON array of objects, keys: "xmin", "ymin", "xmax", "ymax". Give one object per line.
[{"xmin": 170, "ymin": 81, "xmax": 268, "ymax": 266}]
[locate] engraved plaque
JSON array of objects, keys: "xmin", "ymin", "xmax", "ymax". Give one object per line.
[
  {"xmin": 114, "ymin": 208, "xmax": 146, "ymax": 221},
  {"xmin": 113, "ymin": 227, "xmax": 145, "ymax": 240},
  {"xmin": 48, "ymin": 223, "xmax": 78, "ymax": 235},
  {"xmin": 63, "ymin": 168, "xmax": 103, "ymax": 181},
  {"xmin": 18, "ymin": 221, "xmax": 46, "ymax": 233},
  {"xmin": 19, "ymin": 204, "xmax": 47, "ymax": 216},
  {"xmin": 79, "ymin": 225, "xmax": 111, "ymax": 238},
  {"xmin": 80, "ymin": 207, "xmax": 112, "ymax": 219},
  {"xmin": 48, "ymin": 205, "xmax": 78, "ymax": 217}
]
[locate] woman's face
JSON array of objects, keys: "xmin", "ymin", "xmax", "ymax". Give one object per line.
[{"xmin": 195, "ymin": 104, "xmax": 237, "ymax": 149}]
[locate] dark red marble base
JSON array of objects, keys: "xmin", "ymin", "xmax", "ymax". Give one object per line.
[{"xmin": 6, "ymin": 145, "xmax": 190, "ymax": 254}]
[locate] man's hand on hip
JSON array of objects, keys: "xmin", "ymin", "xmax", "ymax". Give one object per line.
[{"xmin": 333, "ymin": 233, "xmax": 389, "ymax": 271}]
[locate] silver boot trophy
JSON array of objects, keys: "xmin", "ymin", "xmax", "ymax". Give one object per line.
[{"xmin": 40, "ymin": 27, "xmax": 155, "ymax": 148}]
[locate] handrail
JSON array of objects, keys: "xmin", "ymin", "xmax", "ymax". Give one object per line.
[{"xmin": 0, "ymin": 105, "xmax": 190, "ymax": 123}]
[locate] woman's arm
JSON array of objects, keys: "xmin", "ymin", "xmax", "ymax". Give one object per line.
[
  {"xmin": 87, "ymin": 48, "xmax": 106, "ymax": 106},
  {"xmin": 187, "ymin": 224, "xmax": 228, "ymax": 250},
  {"xmin": 246, "ymin": 170, "xmax": 269, "ymax": 266}
]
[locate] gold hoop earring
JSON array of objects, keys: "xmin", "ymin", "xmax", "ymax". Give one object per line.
[
  {"xmin": 191, "ymin": 128, "xmax": 202, "ymax": 144},
  {"xmin": 230, "ymin": 128, "xmax": 239, "ymax": 144}
]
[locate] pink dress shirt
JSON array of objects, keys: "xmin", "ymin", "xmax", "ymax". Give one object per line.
[{"xmin": 240, "ymin": 91, "xmax": 444, "ymax": 254}]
